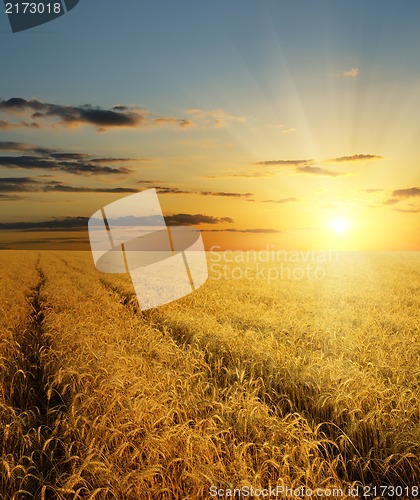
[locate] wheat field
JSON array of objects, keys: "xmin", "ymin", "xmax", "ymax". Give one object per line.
[{"xmin": 0, "ymin": 250, "xmax": 419, "ymax": 499}]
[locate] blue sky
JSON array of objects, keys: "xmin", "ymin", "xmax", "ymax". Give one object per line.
[
  {"xmin": 3, "ymin": 0, "xmax": 420, "ymax": 109},
  {"xmin": 1, "ymin": 0, "xmax": 420, "ymax": 250}
]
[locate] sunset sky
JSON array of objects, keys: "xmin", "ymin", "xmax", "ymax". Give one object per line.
[{"xmin": 1, "ymin": 0, "xmax": 419, "ymax": 251}]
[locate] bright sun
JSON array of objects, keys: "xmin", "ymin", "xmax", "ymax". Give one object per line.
[{"xmin": 330, "ymin": 218, "xmax": 349, "ymax": 235}]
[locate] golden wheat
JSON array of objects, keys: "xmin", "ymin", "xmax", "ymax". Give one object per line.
[{"xmin": 0, "ymin": 250, "xmax": 419, "ymax": 498}]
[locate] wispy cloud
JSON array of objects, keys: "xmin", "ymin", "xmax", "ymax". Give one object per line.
[
  {"xmin": 327, "ymin": 154, "xmax": 383, "ymax": 163},
  {"xmin": 393, "ymin": 207, "xmax": 420, "ymax": 213},
  {"xmin": 0, "ymin": 193, "xmax": 21, "ymax": 201},
  {"xmin": 164, "ymin": 214, "xmax": 234, "ymax": 226},
  {"xmin": 254, "ymin": 159, "xmax": 312, "ymax": 167},
  {"xmin": 297, "ymin": 165, "xmax": 344, "ymax": 177},
  {"xmin": 218, "ymin": 153, "xmax": 382, "ymax": 179},
  {"xmin": 208, "ymin": 159, "xmax": 314, "ymax": 179},
  {"xmin": 0, "ymin": 119, "xmax": 39, "ymax": 129},
  {"xmin": 202, "ymin": 228, "xmax": 281, "ymax": 233},
  {"xmin": 261, "ymin": 197, "xmax": 298, "ymax": 204},
  {"xmin": 154, "ymin": 186, "xmax": 253, "ymax": 198},
  {"xmin": 383, "ymin": 198, "xmax": 400, "ymax": 206},
  {"xmin": 184, "ymin": 108, "xmax": 247, "ymax": 128}
]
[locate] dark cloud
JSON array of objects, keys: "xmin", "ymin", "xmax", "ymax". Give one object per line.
[
  {"xmin": 0, "ymin": 98, "xmax": 143, "ymax": 129},
  {"xmin": 297, "ymin": 166, "xmax": 343, "ymax": 177},
  {"xmin": 43, "ymin": 184, "xmax": 138, "ymax": 194},
  {"xmin": 0, "ymin": 141, "xmax": 149, "ymax": 176},
  {"xmin": 364, "ymin": 188, "xmax": 384, "ymax": 193},
  {"xmin": 0, "ymin": 177, "xmax": 138, "ymax": 194},
  {"xmin": 87, "ymin": 157, "xmax": 146, "ymax": 164},
  {"xmin": 327, "ymin": 154, "xmax": 383, "ymax": 163},
  {"xmin": 0, "ymin": 98, "xmax": 194, "ymax": 131},
  {"xmin": 0, "ymin": 177, "xmax": 40, "ymax": 192},
  {"xmin": 0, "ymin": 217, "xmax": 88, "ymax": 231},
  {"xmin": 155, "ymin": 187, "xmax": 191, "ymax": 195},
  {"xmin": 0, "ymin": 141, "xmax": 52, "ymax": 155},
  {"xmin": 164, "ymin": 214, "xmax": 234, "ymax": 226},
  {"xmin": 49, "ymin": 153, "xmax": 91, "ymax": 160},
  {"xmin": 0, "ymin": 155, "xmax": 131, "ymax": 175},
  {"xmin": 392, "ymin": 187, "xmax": 420, "ymax": 198},
  {"xmin": 0, "ymin": 143, "xmax": 136, "ymax": 176}
]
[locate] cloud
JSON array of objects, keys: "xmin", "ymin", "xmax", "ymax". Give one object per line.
[
  {"xmin": 342, "ymin": 67, "xmax": 359, "ymax": 78},
  {"xmin": 207, "ymin": 171, "xmax": 274, "ymax": 179},
  {"xmin": 154, "ymin": 186, "xmax": 253, "ymax": 198},
  {"xmin": 0, "ymin": 193, "xmax": 21, "ymax": 201},
  {"xmin": 254, "ymin": 159, "xmax": 312, "ymax": 167},
  {"xmin": 0, "ymin": 141, "xmax": 54, "ymax": 155},
  {"xmin": 202, "ymin": 228, "xmax": 281, "ymax": 233},
  {"xmin": 0, "ymin": 119, "xmax": 39, "ymax": 129},
  {"xmin": 0, "ymin": 177, "xmax": 40, "ymax": 192},
  {"xmin": 43, "ymin": 184, "xmax": 138, "ymax": 194},
  {"xmin": 383, "ymin": 198, "xmax": 400, "ymax": 206},
  {"xmin": 297, "ymin": 165, "xmax": 343, "ymax": 177},
  {"xmin": 0, "ymin": 155, "xmax": 132, "ymax": 175},
  {"xmin": 327, "ymin": 154, "xmax": 383, "ymax": 163},
  {"xmin": 0, "ymin": 141, "xmax": 144, "ymax": 176},
  {"xmin": 0, "ymin": 177, "xmax": 138, "ymax": 194},
  {"xmin": 208, "ymin": 159, "xmax": 314, "ymax": 179},
  {"xmin": 0, "ymin": 217, "xmax": 88, "ymax": 231},
  {"xmin": 392, "ymin": 187, "xmax": 420, "ymax": 198},
  {"xmin": 199, "ymin": 191, "xmax": 253, "ymax": 198},
  {"xmin": 184, "ymin": 108, "xmax": 247, "ymax": 128},
  {"xmin": 261, "ymin": 197, "xmax": 298, "ymax": 204},
  {"xmin": 364, "ymin": 188, "xmax": 384, "ymax": 193},
  {"xmin": 164, "ymin": 214, "xmax": 234, "ymax": 226},
  {"xmin": 380, "ymin": 188, "xmax": 420, "ymax": 211},
  {"xmin": 393, "ymin": 207, "xmax": 420, "ymax": 213},
  {"xmin": 0, "ymin": 98, "xmax": 194, "ymax": 132},
  {"xmin": 0, "ymin": 211, "xmax": 235, "ymax": 238},
  {"xmin": 210, "ymin": 151, "xmax": 378, "ymax": 179}
]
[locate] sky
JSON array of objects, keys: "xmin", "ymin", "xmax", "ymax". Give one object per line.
[{"xmin": 0, "ymin": 0, "xmax": 419, "ymax": 251}]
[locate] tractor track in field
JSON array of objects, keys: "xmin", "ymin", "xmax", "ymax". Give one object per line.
[
  {"xmin": 3, "ymin": 266, "xmax": 70, "ymax": 498},
  {"xmin": 98, "ymin": 277, "xmax": 420, "ymax": 489}
]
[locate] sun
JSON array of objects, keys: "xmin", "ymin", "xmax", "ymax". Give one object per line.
[{"xmin": 330, "ymin": 218, "xmax": 349, "ymax": 235}]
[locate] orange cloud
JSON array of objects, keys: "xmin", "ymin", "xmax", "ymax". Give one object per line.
[{"xmin": 343, "ymin": 67, "xmax": 359, "ymax": 77}]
